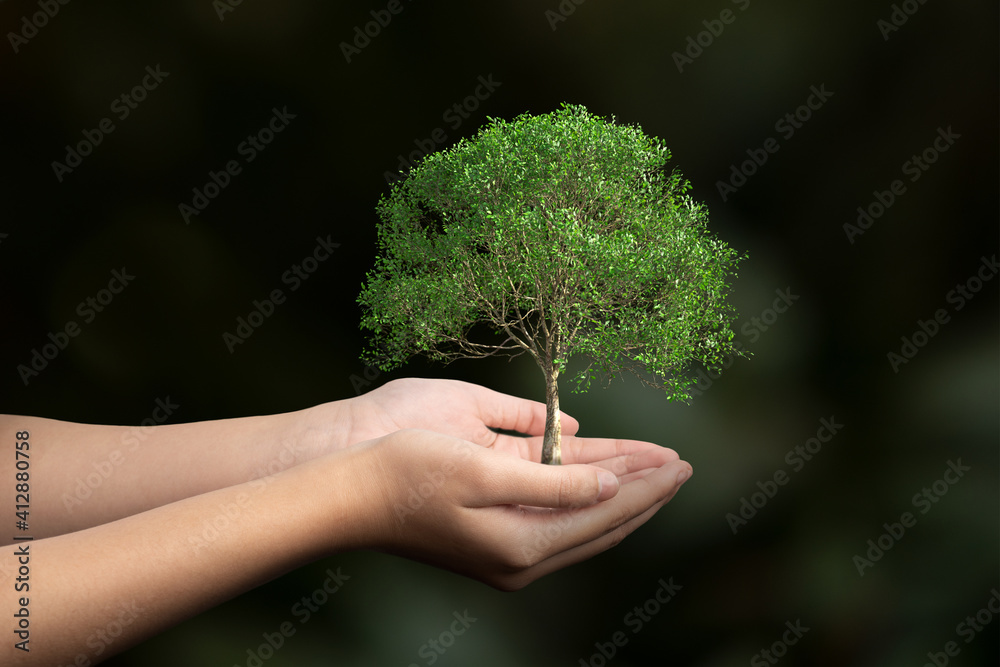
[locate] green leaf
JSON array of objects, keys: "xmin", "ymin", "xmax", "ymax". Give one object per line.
[{"xmin": 358, "ymin": 103, "xmax": 747, "ymax": 401}]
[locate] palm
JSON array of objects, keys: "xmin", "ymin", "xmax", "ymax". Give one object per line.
[
  {"xmin": 347, "ymin": 378, "xmax": 564, "ymax": 452},
  {"xmin": 347, "ymin": 378, "xmax": 677, "ymax": 476}
]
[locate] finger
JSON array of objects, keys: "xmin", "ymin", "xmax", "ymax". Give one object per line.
[
  {"xmin": 470, "ymin": 383, "xmax": 580, "ymax": 437},
  {"xmin": 468, "ymin": 454, "xmax": 621, "ymax": 508},
  {"xmin": 565, "ymin": 439, "xmax": 680, "ymax": 469},
  {"xmin": 517, "ymin": 436, "xmax": 679, "ymax": 466},
  {"xmin": 586, "ymin": 448, "xmax": 680, "ymax": 478},
  {"xmin": 516, "ymin": 460, "xmax": 689, "ymax": 553},
  {"xmin": 502, "ymin": 462, "xmax": 691, "ymax": 587},
  {"xmin": 513, "ymin": 495, "xmax": 671, "ymax": 588},
  {"xmin": 618, "ymin": 467, "xmax": 667, "ymax": 485}
]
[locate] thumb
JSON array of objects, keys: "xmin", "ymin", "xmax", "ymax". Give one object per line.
[{"xmin": 471, "ymin": 455, "xmax": 621, "ymax": 509}]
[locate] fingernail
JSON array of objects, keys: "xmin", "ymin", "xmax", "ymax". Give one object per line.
[
  {"xmin": 677, "ymin": 467, "xmax": 692, "ymax": 485},
  {"xmin": 597, "ymin": 470, "xmax": 618, "ymax": 495}
]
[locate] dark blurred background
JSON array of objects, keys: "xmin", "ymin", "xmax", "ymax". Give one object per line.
[{"xmin": 1, "ymin": 1, "xmax": 997, "ymax": 665}]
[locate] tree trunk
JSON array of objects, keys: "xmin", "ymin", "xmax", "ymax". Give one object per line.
[{"xmin": 541, "ymin": 368, "xmax": 561, "ymax": 465}]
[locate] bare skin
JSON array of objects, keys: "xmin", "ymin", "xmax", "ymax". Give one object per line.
[{"xmin": 0, "ymin": 378, "xmax": 692, "ymax": 665}]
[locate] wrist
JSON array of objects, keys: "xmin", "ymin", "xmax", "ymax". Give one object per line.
[
  {"xmin": 273, "ymin": 398, "xmax": 357, "ymax": 468},
  {"xmin": 281, "ymin": 440, "xmax": 384, "ymax": 557}
]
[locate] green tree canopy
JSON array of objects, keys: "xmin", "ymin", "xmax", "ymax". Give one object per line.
[{"xmin": 359, "ymin": 103, "xmax": 745, "ymax": 463}]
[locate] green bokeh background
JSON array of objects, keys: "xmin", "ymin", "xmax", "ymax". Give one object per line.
[{"xmin": 1, "ymin": 1, "xmax": 997, "ymax": 665}]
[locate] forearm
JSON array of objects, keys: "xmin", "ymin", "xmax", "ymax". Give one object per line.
[
  {"xmin": 0, "ymin": 404, "xmax": 351, "ymax": 543},
  {"xmin": 0, "ymin": 445, "xmax": 367, "ymax": 666}
]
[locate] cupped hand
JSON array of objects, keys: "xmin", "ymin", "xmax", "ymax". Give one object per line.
[
  {"xmin": 354, "ymin": 428, "xmax": 692, "ymax": 591},
  {"xmin": 340, "ymin": 377, "xmax": 579, "ymax": 451},
  {"xmin": 336, "ymin": 378, "xmax": 681, "ymax": 468}
]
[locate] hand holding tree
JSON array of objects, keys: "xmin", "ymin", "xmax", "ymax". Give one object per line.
[
  {"xmin": 345, "ymin": 428, "xmax": 691, "ymax": 591},
  {"xmin": 0, "ymin": 408, "xmax": 689, "ymax": 664},
  {"xmin": 359, "ymin": 103, "xmax": 745, "ymax": 464},
  {"xmin": 335, "ymin": 377, "xmax": 578, "ymax": 449}
]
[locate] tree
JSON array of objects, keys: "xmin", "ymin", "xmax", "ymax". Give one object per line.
[{"xmin": 358, "ymin": 103, "xmax": 746, "ymax": 464}]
